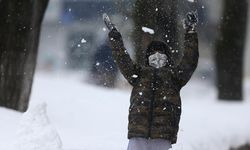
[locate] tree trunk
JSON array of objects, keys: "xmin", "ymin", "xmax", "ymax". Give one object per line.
[
  {"xmin": 231, "ymin": 144, "xmax": 250, "ymax": 150},
  {"xmin": 215, "ymin": 0, "xmax": 248, "ymax": 100},
  {"xmin": 0, "ymin": 0, "xmax": 49, "ymax": 112},
  {"xmin": 132, "ymin": 0, "xmax": 178, "ymax": 66}
]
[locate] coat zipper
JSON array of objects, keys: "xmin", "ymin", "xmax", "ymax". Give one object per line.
[{"xmin": 148, "ymin": 69, "xmax": 158, "ymax": 138}]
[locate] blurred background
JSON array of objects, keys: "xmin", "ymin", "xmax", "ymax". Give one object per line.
[
  {"xmin": 37, "ymin": 0, "xmax": 250, "ymax": 89},
  {"xmin": 1, "ymin": 0, "xmax": 250, "ymax": 149}
]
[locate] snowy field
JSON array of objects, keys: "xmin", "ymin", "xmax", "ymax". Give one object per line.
[{"xmin": 0, "ymin": 73, "xmax": 250, "ymax": 150}]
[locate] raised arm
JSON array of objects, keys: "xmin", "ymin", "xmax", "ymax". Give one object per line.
[
  {"xmin": 108, "ymin": 29, "xmax": 141, "ymax": 86},
  {"xmin": 175, "ymin": 12, "xmax": 199, "ymax": 87}
]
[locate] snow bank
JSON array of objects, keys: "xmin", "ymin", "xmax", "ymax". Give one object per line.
[
  {"xmin": 0, "ymin": 108, "xmax": 21, "ymax": 150},
  {"xmin": 173, "ymin": 100, "xmax": 250, "ymax": 150},
  {"xmin": 0, "ymin": 73, "xmax": 250, "ymax": 150},
  {"xmin": 16, "ymin": 103, "xmax": 62, "ymax": 150}
]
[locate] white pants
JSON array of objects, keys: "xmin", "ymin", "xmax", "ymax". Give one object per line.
[{"xmin": 127, "ymin": 138, "xmax": 172, "ymax": 150}]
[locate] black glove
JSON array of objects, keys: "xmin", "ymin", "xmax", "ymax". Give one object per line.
[
  {"xmin": 108, "ymin": 29, "xmax": 124, "ymax": 50},
  {"xmin": 183, "ymin": 11, "xmax": 198, "ymax": 32}
]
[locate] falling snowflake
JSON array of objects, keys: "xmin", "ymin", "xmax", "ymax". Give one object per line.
[{"xmin": 81, "ymin": 38, "xmax": 87, "ymax": 43}]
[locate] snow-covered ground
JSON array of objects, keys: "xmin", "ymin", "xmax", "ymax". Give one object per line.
[{"xmin": 0, "ymin": 73, "xmax": 250, "ymax": 150}]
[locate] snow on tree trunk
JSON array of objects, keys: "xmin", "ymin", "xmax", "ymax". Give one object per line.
[{"xmin": 16, "ymin": 103, "xmax": 62, "ymax": 150}]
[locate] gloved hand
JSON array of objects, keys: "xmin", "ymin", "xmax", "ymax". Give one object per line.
[
  {"xmin": 183, "ymin": 11, "xmax": 198, "ymax": 32},
  {"xmin": 108, "ymin": 29, "xmax": 124, "ymax": 49}
]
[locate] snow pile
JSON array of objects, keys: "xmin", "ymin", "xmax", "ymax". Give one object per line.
[
  {"xmin": 142, "ymin": 27, "xmax": 155, "ymax": 34},
  {"xmin": 0, "ymin": 73, "xmax": 250, "ymax": 150},
  {"xmin": 16, "ymin": 103, "xmax": 62, "ymax": 150}
]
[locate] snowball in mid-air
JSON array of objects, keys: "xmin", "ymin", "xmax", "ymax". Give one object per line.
[
  {"xmin": 132, "ymin": 74, "xmax": 138, "ymax": 78},
  {"xmin": 142, "ymin": 27, "xmax": 155, "ymax": 35}
]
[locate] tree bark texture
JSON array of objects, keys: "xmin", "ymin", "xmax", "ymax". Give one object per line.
[
  {"xmin": 0, "ymin": 0, "xmax": 49, "ymax": 112},
  {"xmin": 215, "ymin": 0, "xmax": 248, "ymax": 100},
  {"xmin": 231, "ymin": 144, "xmax": 250, "ymax": 150}
]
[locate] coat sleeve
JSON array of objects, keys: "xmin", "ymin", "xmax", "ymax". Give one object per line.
[
  {"xmin": 111, "ymin": 43, "xmax": 141, "ymax": 86},
  {"xmin": 174, "ymin": 31, "xmax": 199, "ymax": 87}
]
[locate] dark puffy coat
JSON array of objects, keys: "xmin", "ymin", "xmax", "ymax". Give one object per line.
[{"xmin": 109, "ymin": 30, "xmax": 199, "ymax": 144}]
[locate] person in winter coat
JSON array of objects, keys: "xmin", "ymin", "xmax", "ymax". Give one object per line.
[{"xmin": 108, "ymin": 12, "xmax": 199, "ymax": 150}]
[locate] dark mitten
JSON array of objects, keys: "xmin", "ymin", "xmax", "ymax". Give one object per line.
[
  {"xmin": 108, "ymin": 29, "xmax": 124, "ymax": 50},
  {"xmin": 183, "ymin": 11, "xmax": 198, "ymax": 32}
]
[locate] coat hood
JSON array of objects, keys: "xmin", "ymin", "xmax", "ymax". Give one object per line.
[{"xmin": 145, "ymin": 41, "xmax": 173, "ymax": 67}]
